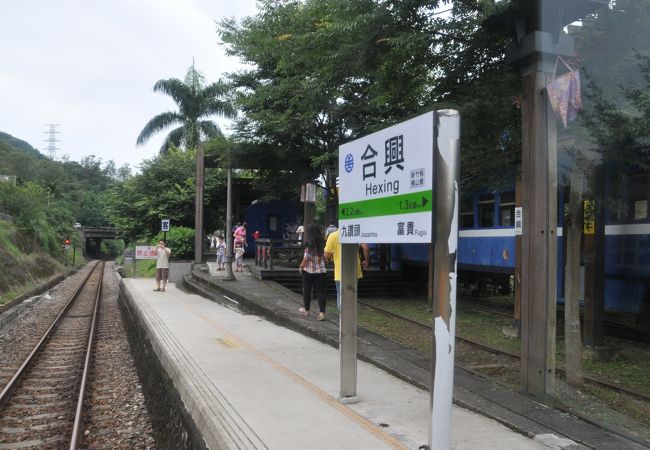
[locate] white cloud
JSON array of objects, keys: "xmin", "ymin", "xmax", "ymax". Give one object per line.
[{"xmin": 0, "ymin": 0, "xmax": 258, "ymax": 171}]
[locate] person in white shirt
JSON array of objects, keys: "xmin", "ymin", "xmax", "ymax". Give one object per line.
[{"xmin": 155, "ymin": 240, "xmax": 171, "ymax": 292}]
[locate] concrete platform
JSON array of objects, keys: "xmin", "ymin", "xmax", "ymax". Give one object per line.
[
  {"xmin": 181, "ymin": 264, "xmax": 650, "ymax": 450},
  {"xmin": 121, "ymin": 277, "xmax": 549, "ymax": 450}
]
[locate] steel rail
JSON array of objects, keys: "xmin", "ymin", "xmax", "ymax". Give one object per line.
[
  {"xmin": 70, "ymin": 261, "xmax": 104, "ymax": 449},
  {"xmin": 357, "ymin": 300, "xmax": 650, "ymax": 404},
  {"xmin": 0, "ymin": 261, "xmax": 101, "ymax": 408}
]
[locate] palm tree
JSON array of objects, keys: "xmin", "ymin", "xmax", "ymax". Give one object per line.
[{"xmin": 136, "ymin": 64, "xmax": 235, "ymax": 153}]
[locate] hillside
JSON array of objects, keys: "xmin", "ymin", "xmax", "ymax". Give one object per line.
[
  {"xmin": 0, "ymin": 220, "xmax": 72, "ymax": 304},
  {"xmin": 0, "ymin": 132, "xmax": 100, "ymax": 304},
  {"xmin": 0, "ymin": 131, "xmax": 43, "ymax": 159}
]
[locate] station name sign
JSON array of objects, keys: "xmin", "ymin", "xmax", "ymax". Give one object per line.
[{"xmin": 338, "ymin": 111, "xmax": 435, "ymax": 243}]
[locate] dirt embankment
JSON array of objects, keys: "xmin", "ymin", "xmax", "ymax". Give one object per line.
[{"xmin": 0, "ymin": 224, "xmax": 64, "ymax": 304}]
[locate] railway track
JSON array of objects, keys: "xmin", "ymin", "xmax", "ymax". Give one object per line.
[
  {"xmin": 357, "ymin": 299, "xmax": 650, "ymax": 404},
  {"xmin": 0, "ymin": 261, "xmax": 104, "ymax": 449}
]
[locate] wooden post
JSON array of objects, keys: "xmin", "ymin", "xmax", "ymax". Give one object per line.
[
  {"xmin": 520, "ymin": 56, "xmax": 558, "ymax": 396},
  {"xmin": 194, "ymin": 144, "xmax": 205, "ymax": 264},
  {"xmin": 514, "ymin": 178, "xmax": 522, "ymax": 329},
  {"xmin": 564, "ymin": 170, "xmax": 584, "ymax": 386},
  {"xmin": 304, "ymin": 201, "xmax": 315, "ymax": 241},
  {"xmin": 583, "ymin": 167, "xmax": 605, "ymax": 347}
]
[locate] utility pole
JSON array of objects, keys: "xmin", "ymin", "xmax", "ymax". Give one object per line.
[
  {"xmin": 194, "ymin": 143, "xmax": 205, "ymax": 264},
  {"xmin": 43, "ymin": 124, "xmax": 61, "ymax": 160},
  {"xmin": 224, "ymin": 167, "xmax": 235, "ymax": 281}
]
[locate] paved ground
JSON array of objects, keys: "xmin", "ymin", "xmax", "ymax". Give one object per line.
[
  {"xmin": 179, "ymin": 262, "xmax": 649, "ymax": 450},
  {"xmin": 122, "ymin": 276, "xmax": 550, "ymax": 449}
]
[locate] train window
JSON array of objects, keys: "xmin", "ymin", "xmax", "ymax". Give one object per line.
[
  {"xmin": 499, "ymin": 191, "xmax": 515, "ymax": 227},
  {"xmin": 630, "ymin": 174, "xmax": 648, "ymax": 221},
  {"xmin": 460, "ymin": 196, "xmax": 474, "ymax": 229},
  {"xmin": 478, "ymin": 194, "xmax": 495, "ymax": 228},
  {"xmin": 267, "ymin": 214, "xmax": 281, "ymax": 231},
  {"xmin": 609, "ymin": 176, "xmax": 626, "ymax": 222}
]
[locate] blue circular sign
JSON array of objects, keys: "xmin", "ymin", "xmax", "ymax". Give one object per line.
[{"xmin": 344, "ymin": 154, "xmax": 354, "ymax": 173}]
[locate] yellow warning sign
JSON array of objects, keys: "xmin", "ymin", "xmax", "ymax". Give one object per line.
[{"xmin": 583, "ymin": 200, "xmax": 595, "ymax": 235}]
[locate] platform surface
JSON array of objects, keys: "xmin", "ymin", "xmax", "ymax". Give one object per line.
[{"xmin": 122, "ymin": 277, "xmax": 548, "ymax": 450}]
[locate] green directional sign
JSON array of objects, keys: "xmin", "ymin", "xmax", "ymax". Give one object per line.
[{"xmin": 339, "ymin": 190, "xmax": 432, "ymax": 220}]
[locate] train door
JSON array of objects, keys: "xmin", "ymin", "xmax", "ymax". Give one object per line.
[{"xmin": 266, "ymin": 214, "xmax": 283, "ymax": 239}]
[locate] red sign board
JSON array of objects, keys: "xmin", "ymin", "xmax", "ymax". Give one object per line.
[{"xmin": 135, "ymin": 246, "xmax": 157, "ymax": 260}]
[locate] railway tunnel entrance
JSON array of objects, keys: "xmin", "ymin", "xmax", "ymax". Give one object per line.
[{"xmin": 81, "ymin": 226, "xmax": 123, "ymax": 259}]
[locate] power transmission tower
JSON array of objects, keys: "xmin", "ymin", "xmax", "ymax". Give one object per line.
[{"xmin": 43, "ymin": 124, "xmax": 61, "ymax": 160}]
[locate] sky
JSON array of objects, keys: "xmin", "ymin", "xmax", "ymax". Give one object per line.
[{"xmin": 0, "ymin": 0, "xmax": 258, "ymax": 171}]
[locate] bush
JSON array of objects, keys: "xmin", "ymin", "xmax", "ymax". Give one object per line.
[
  {"xmin": 101, "ymin": 239, "xmax": 125, "ymax": 259},
  {"xmin": 154, "ymin": 226, "xmax": 194, "ymax": 260}
]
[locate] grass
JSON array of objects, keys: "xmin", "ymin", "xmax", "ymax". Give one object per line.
[
  {"xmin": 356, "ymin": 295, "xmax": 650, "ymax": 429},
  {"xmin": 0, "ymin": 287, "xmax": 30, "ymax": 305},
  {"xmin": 122, "ymin": 259, "xmax": 157, "ymax": 278},
  {"xmin": 0, "ymin": 281, "xmax": 38, "ymax": 305}
]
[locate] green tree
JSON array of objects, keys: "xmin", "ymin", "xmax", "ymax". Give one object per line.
[
  {"xmin": 106, "ymin": 147, "xmax": 227, "ymax": 241},
  {"xmin": 218, "ymin": 0, "xmax": 520, "ymax": 199},
  {"xmin": 136, "ymin": 64, "xmax": 236, "ymax": 153}
]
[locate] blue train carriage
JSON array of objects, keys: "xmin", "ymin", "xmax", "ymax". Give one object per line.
[
  {"xmin": 390, "ymin": 190, "xmax": 521, "ymax": 296},
  {"xmin": 457, "ymin": 191, "xmax": 518, "ymax": 296},
  {"xmin": 242, "ymin": 198, "xmax": 300, "ymax": 257},
  {"xmin": 603, "ymin": 171, "xmax": 650, "ymax": 314},
  {"xmin": 392, "ymin": 169, "xmax": 650, "ymax": 317}
]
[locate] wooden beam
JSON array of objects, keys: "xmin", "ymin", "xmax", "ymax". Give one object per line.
[
  {"xmin": 514, "ymin": 178, "xmax": 522, "ymax": 328},
  {"xmin": 520, "ymin": 57, "xmax": 558, "ymax": 396},
  {"xmin": 583, "ymin": 167, "xmax": 605, "ymax": 347}
]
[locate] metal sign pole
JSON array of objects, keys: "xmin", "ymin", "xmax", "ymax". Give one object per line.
[
  {"xmin": 339, "ymin": 243, "xmax": 358, "ymax": 403},
  {"xmin": 429, "ymin": 110, "xmax": 460, "ymax": 450}
]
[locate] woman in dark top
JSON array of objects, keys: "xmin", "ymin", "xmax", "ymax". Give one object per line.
[{"xmin": 298, "ymin": 223, "xmax": 327, "ymax": 320}]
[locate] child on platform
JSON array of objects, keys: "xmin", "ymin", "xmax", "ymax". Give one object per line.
[
  {"xmin": 215, "ymin": 236, "xmax": 226, "ymax": 271},
  {"xmin": 234, "ymin": 241, "xmax": 245, "ymax": 272}
]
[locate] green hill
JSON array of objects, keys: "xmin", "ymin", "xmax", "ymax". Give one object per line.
[
  {"xmin": 0, "ymin": 131, "xmax": 115, "ymax": 304},
  {"xmin": 0, "ymin": 131, "xmax": 43, "ymax": 159}
]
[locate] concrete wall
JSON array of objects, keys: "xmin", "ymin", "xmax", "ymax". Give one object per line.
[{"xmin": 170, "ymin": 261, "xmax": 193, "ymax": 284}]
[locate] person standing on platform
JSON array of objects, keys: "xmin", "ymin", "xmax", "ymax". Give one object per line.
[
  {"xmin": 298, "ymin": 223, "xmax": 327, "ymax": 320},
  {"xmin": 295, "ymin": 224, "xmax": 304, "ymax": 243},
  {"xmin": 324, "ymin": 229, "xmax": 368, "ymax": 310},
  {"xmin": 155, "ymin": 240, "xmax": 171, "ymax": 292},
  {"xmin": 234, "ymin": 222, "xmax": 247, "ymax": 248}
]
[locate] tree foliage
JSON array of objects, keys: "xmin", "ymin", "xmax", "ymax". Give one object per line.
[
  {"xmin": 136, "ymin": 64, "xmax": 236, "ymax": 153},
  {"xmin": 218, "ymin": 0, "xmax": 521, "ymax": 196},
  {"xmin": 106, "ymin": 147, "xmax": 227, "ymax": 241},
  {"xmin": 577, "ymin": 0, "xmax": 650, "ymax": 174}
]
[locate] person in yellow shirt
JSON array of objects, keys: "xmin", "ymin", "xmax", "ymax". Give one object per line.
[{"xmin": 324, "ymin": 228, "xmax": 369, "ymax": 310}]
